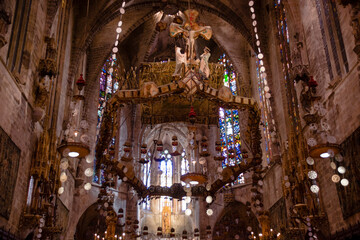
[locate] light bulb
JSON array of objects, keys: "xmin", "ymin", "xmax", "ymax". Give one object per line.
[
  {"xmin": 310, "ymin": 185, "xmax": 319, "ymax": 193},
  {"xmin": 206, "ymin": 196, "xmax": 213, "ymax": 203},
  {"xmin": 337, "ymin": 166, "xmax": 346, "ymax": 174},
  {"xmin": 307, "ymin": 170, "xmax": 317, "ymax": 180},
  {"xmin": 306, "ymin": 157, "xmax": 314, "ymax": 165},
  {"xmin": 185, "ymin": 209, "xmax": 192, "ymax": 216},
  {"xmin": 60, "ymin": 172, "xmax": 68, "ymax": 182},
  {"xmin": 86, "ymin": 156, "xmax": 93, "ymax": 163},
  {"xmin": 341, "ymin": 178, "xmax": 349, "ymax": 186},
  {"xmin": 320, "ymin": 152, "xmax": 330, "ymax": 158},
  {"xmin": 84, "ymin": 168, "xmax": 94, "ymax": 177},
  {"xmin": 58, "ymin": 187, "xmax": 64, "ymax": 194},
  {"xmin": 68, "ymin": 151, "xmax": 79, "ymax": 157},
  {"xmin": 190, "ymin": 181, "xmax": 199, "ymax": 185},
  {"xmin": 84, "ymin": 182, "xmax": 92, "ymax": 190},
  {"xmin": 206, "ymin": 209, "xmax": 213, "ymax": 216}
]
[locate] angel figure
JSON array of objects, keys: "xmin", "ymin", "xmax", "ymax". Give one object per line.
[{"xmin": 199, "ymin": 46, "xmax": 211, "ymax": 79}]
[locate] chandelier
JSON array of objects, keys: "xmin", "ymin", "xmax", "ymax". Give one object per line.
[{"xmin": 93, "ymin": 8, "xmax": 264, "ymax": 239}]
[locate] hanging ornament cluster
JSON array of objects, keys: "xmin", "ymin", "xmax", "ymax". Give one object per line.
[
  {"xmin": 194, "ymin": 228, "xmax": 200, "ymax": 237},
  {"xmin": 305, "ymin": 217, "xmax": 318, "ymax": 240},
  {"xmin": 188, "ymin": 106, "xmax": 196, "ymax": 124},
  {"xmin": 121, "ymin": 141, "xmax": 133, "ymax": 162},
  {"xmin": 171, "ymin": 135, "xmax": 181, "ymax": 156},
  {"xmin": 139, "ymin": 143, "xmax": 149, "ymax": 164},
  {"xmin": 182, "ymin": 230, "xmax": 188, "ymax": 239},
  {"xmin": 34, "ymin": 216, "xmax": 46, "ymax": 239},
  {"xmin": 142, "ymin": 226, "xmax": 148, "ymax": 236},
  {"xmin": 251, "ymin": 168, "xmax": 264, "ymax": 214},
  {"xmin": 214, "ymin": 141, "xmax": 225, "ymax": 162},
  {"xmin": 200, "ymin": 136, "xmax": 210, "ymax": 157},
  {"xmin": 329, "ymin": 153, "xmax": 348, "ymax": 186},
  {"xmin": 109, "ymin": 0, "xmax": 126, "ymax": 74},
  {"xmin": 154, "ymin": 140, "xmax": 165, "ymax": 162},
  {"xmin": 96, "ymin": 188, "xmax": 115, "ymax": 217},
  {"xmin": 305, "ymin": 100, "xmax": 348, "ymax": 190},
  {"xmin": 58, "ymin": 73, "xmax": 92, "ymax": 195},
  {"xmin": 170, "ymin": 228, "xmax": 176, "ymax": 237},
  {"xmin": 157, "ymin": 227, "xmax": 162, "ymax": 236},
  {"xmin": 206, "ymin": 225, "xmax": 212, "ymax": 238},
  {"xmin": 206, "ymin": 194, "xmax": 214, "ymax": 216}
]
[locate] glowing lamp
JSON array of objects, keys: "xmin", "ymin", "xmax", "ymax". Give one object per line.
[
  {"xmin": 68, "ymin": 151, "xmax": 80, "ymax": 157},
  {"xmin": 320, "ymin": 152, "xmax": 330, "ymax": 158}
]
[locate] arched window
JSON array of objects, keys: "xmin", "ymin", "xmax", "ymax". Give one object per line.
[
  {"xmin": 160, "ymin": 150, "xmax": 173, "ymax": 208},
  {"xmin": 218, "ymin": 54, "xmax": 244, "ymax": 185}
]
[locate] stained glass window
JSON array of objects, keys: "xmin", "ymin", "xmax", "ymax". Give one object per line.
[
  {"xmin": 274, "ymin": 1, "xmax": 301, "ymax": 132},
  {"xmin": 218, "ymin": 54, "xmax": 244, "ymax": 185},
  {"xmin": 94, "ymin": 57, "xmax": 121, "ymax": 184}
]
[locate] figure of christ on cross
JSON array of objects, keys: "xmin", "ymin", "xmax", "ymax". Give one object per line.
[{"xmin": 170, "ymin": 9, "xmax": 212, "ymax": 67}]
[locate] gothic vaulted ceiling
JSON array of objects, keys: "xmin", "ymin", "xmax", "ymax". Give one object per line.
[{"xmin": 70, "ymin": 0, "xmax": 267, "ymax": 87}]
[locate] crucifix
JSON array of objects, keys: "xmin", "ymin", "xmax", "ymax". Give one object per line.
[{"xmin": 170, "ymin": 9, "xmax": 212, "ymax": 65}]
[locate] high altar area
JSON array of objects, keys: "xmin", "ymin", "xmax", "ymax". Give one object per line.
[{"xmin": 0, "ymin": 0, "xmax": 360, "ymax": 240}]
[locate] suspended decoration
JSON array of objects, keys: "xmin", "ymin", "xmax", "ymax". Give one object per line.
[
  {"xmin": 93, "ymin": 6, "xmax": 265, "ymax": 238},
  {"xmin": 180, "ymin": 127, "xmax": 208, "ymax": 186},
  {"xmin": 57, "ymin": 72, "xmax": 91, "ymax": 195},
  {"xmin": 139, "ymin": 143, "xmax": 149, "ymax": 164},
  {"xmin": 256, "ymin": 59, "xmax": 273, "ymax": 164},
  {"xmin": 93, "ymin": 0, "xmax": 128, "ymax": 185},
  {"xmin": 305, "ymin": 100, "xmax": 348, "ymax": 189},
  {"xmin": 171, "ymin": 135, "xmax": 181, "ymax": 156},
  {"xmin": 57, "ymin": 74, "xmax": 90, "ymax": 159},
  {"xmin": 121, "ymin": 141, "xmax": 133, "ymax": 162}
]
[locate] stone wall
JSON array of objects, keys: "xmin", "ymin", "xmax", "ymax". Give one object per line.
[{"xmin": 0, "ymin": 0, "xmax": 77, "ymax": 237}]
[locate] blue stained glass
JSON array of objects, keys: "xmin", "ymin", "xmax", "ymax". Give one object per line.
[{"xmin": 218, "ymin": 54, "xmax": 244, "ymax": 184}]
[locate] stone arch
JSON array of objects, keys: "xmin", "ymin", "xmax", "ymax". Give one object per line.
[
  {"xmin": 212, "ymin": 201, "xmax": 260, "ymax": 240},
  {"xmin": 74, "ymin": 198, "xmax": 126, "ymax": 240},
  {"xmin": 75, "ymin": 203, "xmax": 105, "ymax": 240}
]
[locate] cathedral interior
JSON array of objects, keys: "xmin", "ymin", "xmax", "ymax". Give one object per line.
[{"xmin": 1, "ymin": 0, "xmax": 360, "ymax": 239}]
